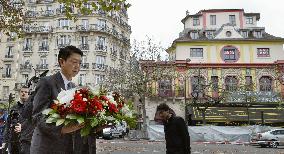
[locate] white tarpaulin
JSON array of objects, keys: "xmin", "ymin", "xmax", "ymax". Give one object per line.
[{"xmin": 147, "ymin": 125, "xmax": 278, "ymax": 142}]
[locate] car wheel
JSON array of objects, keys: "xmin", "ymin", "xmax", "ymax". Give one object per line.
[
  {"xmin": 260, "ymin": 144, "xmax": 266, "ymax": 148},
  {"xmin": 270, "ymin": 141, "xmax": 278, "ymax": 148}
]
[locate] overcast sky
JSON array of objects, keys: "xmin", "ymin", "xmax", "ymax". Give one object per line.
[{"xmin": 128, "ymin": 0, "xmax": 284, "ymax": 48}]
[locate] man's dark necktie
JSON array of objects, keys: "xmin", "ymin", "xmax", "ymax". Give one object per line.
[{"xmin": 67, "ymin": 82, "xmax": 73, "ymax": 90}]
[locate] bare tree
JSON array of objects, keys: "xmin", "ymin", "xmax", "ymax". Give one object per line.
[{"xmin": 103, "ymin": 37, "xmax": 172, "ymax": 137}]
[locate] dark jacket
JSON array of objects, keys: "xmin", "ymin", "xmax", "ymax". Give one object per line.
[
  {"xmin": 164, "ymin": 116, "xmax": 191, "ymax": 154},
  {"xmin": 30, "ymin": 72, "xmax": 74, "ymax": 154},
  {"xmin": 20, "ymin": 96, "xmax": 34, "ymax": 143},
  {"xmin": 3, "ymin": 101, "xmax": 25, "ymax": 143}
]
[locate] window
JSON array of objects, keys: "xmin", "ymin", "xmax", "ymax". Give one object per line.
[
  {"xmin": 5, "ymin": 64, "xmax": 11, "ymax": 77},
  {"xmin": 22, "ymin": 74, "xmax": 29, "ymax": 83},
  {"xmin": 224, "ymin": 48, "xmax": 236, "ymax": 60},
  {"xmin": 58, "ymin": 19, "xmax": 70, "ymax": 27},
  {"xmin": 211, "ymin": 76, "xmax": 219, "ymax": 91},
  {"xmin": 245, "ymin": 76, "xmax": 253, "ymax": 91},
  {"xmin": 6, "ymin": 46, "xmax": 13, "ymax": 57},
  {"xmin": 81, "ymin": 36, "xmax": 88, "ymax": 45},
  {"xmin": 23, "ymin": 38, "xmax": 32, "ymax": 50},
  {"xmin": 259, "ymin": 76, "xmax": 272, "ymax": 92},
  {"xmin": 98, "ymin": 19, "xmax": 106, "ymax": 30},
  {"xmin": 96, "ymin": 56, "xmax": 106, "ymax": 65},
  {"xmin": 95, "ymin": 74, "xmax": 105, "ymax": 85},
  {"xmin": 193, "ymin": 17, "xmax": 200, "ymax": 26},
  {"xmin": 78, "ymin": 74, "xmax": 86, "ymax": 86},
  {"xmin": 40, "ymin": 37, "xmax": 49, "ymax": 51},
  {"xmin": 97, "ymin": 36, "xmax": 106, "ymax": 50},
  {"xmin": 246, "ymin": 17, "xmax": 253, "ymax": 24},
  {"xmin": 241, "ymin": 31, "xmax": 248, "ymax": 38},
  {"xmin": 229, "ymin": 15, "xmax": 236, "ymax": 25},
  {"xmin": 226, "ymin": 31, "xmax": 232, "ymax": 37},
  {"xmin": 190, "ymin": 48, "xmax": 203, "ymax": 57},
  {"xmin": 210, "ymin": 15, "xmax": 216, "ymax": 25},
  {"xmin": 254, "ymin": 31, "xmax": 262, "ymax": 38},
  {"xmin": 58, "ymin": 35, "xmax": 71, "ymax": 46},
  {"xmin": 190, "ymin": 32, "xmax": 199, "ymax": 39},
  {"xmin": 158, "ymin": 80, "xmax": 172, "ymax": 97},
  {"xmin": 257, "ymin": 48, "xmax": 270, "ymax": 57},
  {"xmin": 83, "ymin": 3, "xmax": 91, "ymax": 9},
  {"xmin": 2, "ymin": 86, "xmax": 9, "ymax": 100},
  {"xmin": 40, "ymin": 57, "xmax": 47, "ymax": 65},
  {"xmin": 206, "ymin": 31, "xmax": 214, "ymax": 39},
  {"xmin": 191, "ymin": 76, "xmax": 205, "ymax": 92},
  {"xmin": 225, "ymin": 76, "xmax": 238, "ymax": 91},
  {"xmin": 82, "ymin": 19, "xmax": 89, "ymax": 29}
]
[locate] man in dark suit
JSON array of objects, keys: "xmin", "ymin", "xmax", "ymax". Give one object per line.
[
  {"xmin": 156, "ymin": 103, "xmax": 191, "ymax": 154},
  {"xmin": 30, "ymin": 46, "xmax": 83, "ymax": 154}
]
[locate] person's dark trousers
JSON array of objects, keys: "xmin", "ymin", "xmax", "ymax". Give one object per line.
[
  {"xmin": 167, "ymin": 149, "xmax": 190, "ymax": 154},
  {"xmin": 73, "ymin": 133, "xmax": 96, "ymax": 154},
  {"xmin": 10, "ymin": 141, "xmax": 20, "ymax": 154},
  {"xmin": 20, "ymin": 141, "xmax": 31, "ymax": 154}
]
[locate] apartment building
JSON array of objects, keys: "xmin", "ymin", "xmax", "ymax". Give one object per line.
[{"xmin": 0, "ymin": 0, "xmax": 131, "ymax": 101}]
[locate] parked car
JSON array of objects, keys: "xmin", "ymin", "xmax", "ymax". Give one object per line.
[
  {"xmin": 102, "ymin": 121, "xmax": 128, "ymax": 139},
  {"xmin": 257, "ymin": 129, "xmax": 284, "ymax": 148}
]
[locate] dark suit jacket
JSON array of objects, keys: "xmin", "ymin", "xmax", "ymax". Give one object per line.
[{"xmin": 31, "ymin": 72, "xmax": 74, "ymax": 154}]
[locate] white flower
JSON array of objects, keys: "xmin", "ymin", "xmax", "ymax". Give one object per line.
[
  {"xmin": 57, "ymin": 88, "xmax": 76, "ymax": 106},
  {"xmin": 121, "ymin": 105, "xmax": 133, "ymax": 118},
  {"xmin": 89, "ymin": 85, "xmax": 100, "ymax": 95}
]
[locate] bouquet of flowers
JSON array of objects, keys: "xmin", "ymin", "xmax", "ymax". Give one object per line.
[{"xmin": 42, "ymin": 86, "xmax": 136, "ymax": 136}]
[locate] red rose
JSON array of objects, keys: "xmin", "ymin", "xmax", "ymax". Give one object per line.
[{"xmin": 108, "ymin": 102, "xmax": 118, "ymax": 113}]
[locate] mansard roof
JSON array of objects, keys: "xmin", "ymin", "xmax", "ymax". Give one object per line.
[
  {"xmin": 181, "ymin": 9, "xmax": 260, "ymax": 24},
  {"xmin": 174, "ymin": 31, "xmax": 284, "ymax": 43}
]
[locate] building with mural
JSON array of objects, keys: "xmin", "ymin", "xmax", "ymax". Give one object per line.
[
  {"xmin": 0, "ymin": 0, "xmax": 131, "ymax": 101},
  {"xmin": 145, "ymin": 9, "xmax": 284, "ymax": 126}
]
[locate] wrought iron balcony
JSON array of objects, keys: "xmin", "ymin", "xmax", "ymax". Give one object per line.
[
  {"xmin": 80, "ymin": 63, "xmax": 89, "ymax": 69},
  {"xmin": 22, "ymin": 46, "xmax": 33, "ymax": 51},
  {"xmin": 58, "ymin": 44, "xmax": 70, "ymax": 49},
  {"xmin": 76, "ymin": 25, "xmax": 90, "ymax": 31},
  {"xmin": 79, "ymin": 44, "xmax": 89, "ymax": 50},
  {"xmin": 20, "ymin": 64, "xmax": 32, "ymax": 70},
  {"xmin": 2, "ymin": 74, "xmax": 12, "ymax": 78},
  {"xmin": 158, "ymin": 90, "xmax": 174, "ymax": 97},
  {"xmin": 36, "ymin": 64, "xmax": 48, "ymax": 70},
  {"xmin": 25, "ymin": 11, "xmax": 38, "ymax": 18},
  {"xmin": 92, "ymin": 63, "xmax": 107, "ymax": 71},
  {"xmin": 95, "ymin": 45, "xmax": 107, "ymax": 51},
  {"xmin": 4, "ymin": 55, "xmax": 14, "ymax": 58},
  {"xmin": 15, "ymin": 83, "xmax": 26, "ymax": 91},
  {"xmin": 41, "ymin": 10, "xmax": 54, "ymax": 16},
  {"xmin": 39, "ymin": 46, "xmax": 49, "ymax": 51}
]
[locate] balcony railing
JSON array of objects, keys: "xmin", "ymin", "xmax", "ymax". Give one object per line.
[
  {"xmin": 80, "ymin": 63, "xmax": 89, "ymax": 69},
  {"xmin": 58, "ymin": 44, "xmax": 70, "ymax": 49},
  {"xmin": 2, "ymin": 74, "xmax": 12, "ymax": 78},
  {"xmin": 36, "ymin": 64, "xmax": 48, "ymax": 69},
  {"xmin": 20, "ymin": 64, "xmax": 32, "ymax": 70},
  {"xmin": 41, "ymin": 10, "xmax": 54, "ymax": 16},
  {"xmin": 92, "ymin": 63, "xmax": 107, "ymax": 71},
  {"xmin": 22, "ymin": 46, "xmax": 33, "ymax": 51},
  {"xmin": 158, "ymin": 90, "xmax": 174, "ymax": 97},
  {"xmin": 25, "ymin": 11, "xmax": 38, "ymax": 17},
  {"xmin": 23, "ymin": 26, "xmax": 53, "ymax": 33},
  {"xmin": 39, "ymin": 46, "xmax": 49, "ymax": 51},
  {"xmin": 95, "ymin": 45, "xmax": 107, "ymax": 51},
  {"xmin": 4, "ymin": 55, "xmax": 14, "ymax": 58},
  {"xmin": 15, "ymin": 83, "xmax": 26, "ymax": 91},
  {"xmin": 79, "ymin": 44, "xmax": 89, "ymax": 50}
]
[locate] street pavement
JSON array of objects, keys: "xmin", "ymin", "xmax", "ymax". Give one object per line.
[{"xmin": 96, "ymin": 138, "xmax": 284, "ymax": 154}]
